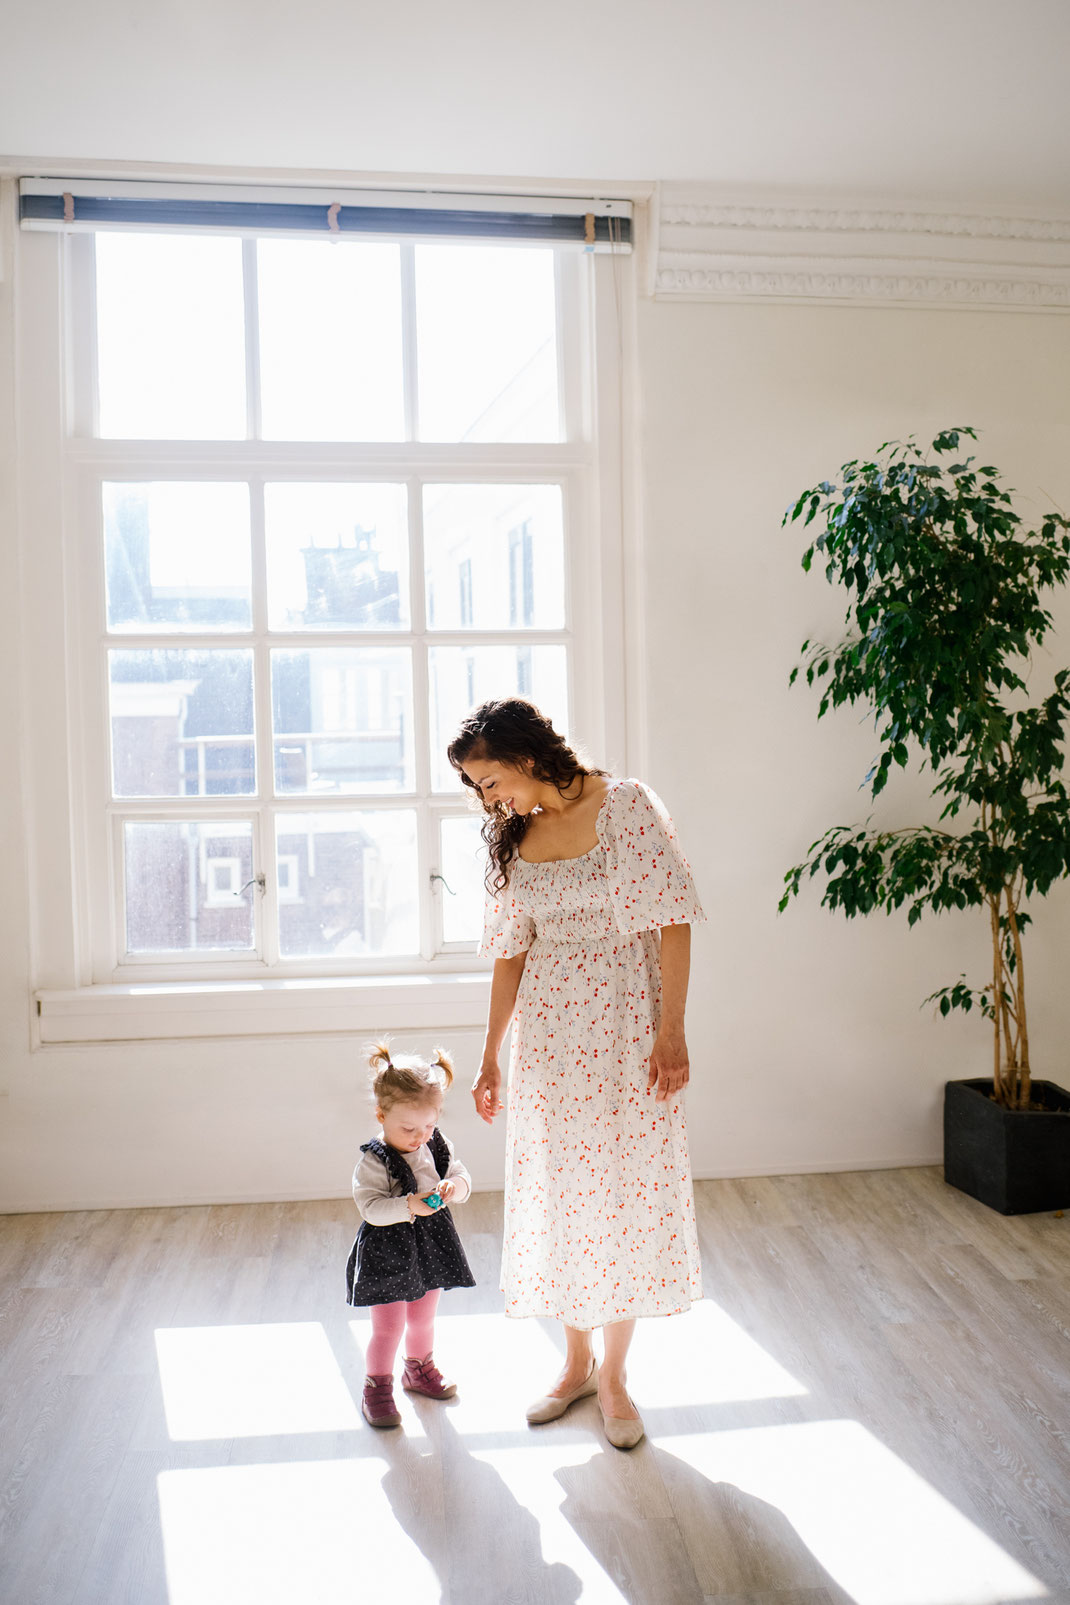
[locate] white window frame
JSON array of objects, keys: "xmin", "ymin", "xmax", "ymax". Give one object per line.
[{"xmin": 13, "ymin": 178, "xmax": 640, "ymax": 1039}]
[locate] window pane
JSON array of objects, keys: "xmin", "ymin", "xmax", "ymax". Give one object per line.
[
  {"xmin": 416, "ymin": 245, "xmax": 560, "ymax": 442},
  {"xmin": 428, "ymin": 645, "xmax": 569, "ymax": 791},
  {"xmin": 103, "ymin": 483, "xmax": 252, "ymax": 633},
  {"xmin": 265, "ymin": 483, "xmax": 408, "ymax": 630},
  {"xmin": 258, "ymin": 240, "xmax": 404, "ymax": 441},
  {"xmin": 424, "ymin": 484, "xmax": 564, "ymax": 630},
  {"xmin": 271, "ymin": 648, "xmax": 413, "ymax": 795},
  {"xmin": 124, "ymin": 821, "xmax": 254, "ymax": 952},
  {"xmin": 275, "ymin": 811, "xmax": 418, "ymax": 957},
  {"xmin": 439, "ymin": 815, "xmax": 485, "ymax": 944},
  {"xmin": 109, "ymin": 649, "xmax": 255, "ymax": 797},
  {"xmin": 95, "ymin": 234, "xmax": 246, "ymax": 440}
]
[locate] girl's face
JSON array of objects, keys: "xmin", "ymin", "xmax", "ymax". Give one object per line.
[
  {"xmin": 461, "ymin": 755, "xmax": 538, "ymax": 817},
  {"xmin": 377, "ymin": 1099, "xmax": 441, "ymax": 1153}
]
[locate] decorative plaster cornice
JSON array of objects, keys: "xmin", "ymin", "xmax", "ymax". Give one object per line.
[
  {"xmin": 652, "ymin": 185, "xmax": 1070, "ymax": 309},
  {"xmin": 654, "ymin": 266, "xmax": 1070, "ymax": 307},
  {"xmin": 659, "ymin": 203, "xmax": 1070, "ymax": 244}
]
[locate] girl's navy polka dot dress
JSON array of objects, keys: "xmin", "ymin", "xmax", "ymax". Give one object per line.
[{"xmin": 346, "ymin": 1128, "xmax": 476, "ymax": 1307}]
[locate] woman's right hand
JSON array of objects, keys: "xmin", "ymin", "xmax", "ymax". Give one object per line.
[{"xmin": 472, "ymin": 1060, "xmax": 504, "ymax": 1125}]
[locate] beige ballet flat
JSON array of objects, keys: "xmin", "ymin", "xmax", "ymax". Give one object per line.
[
  {"xmin": 526, "ymin": 1360, "xmax": 599, "ymax": 1424},
  {"xmin": 598, "ymin": 1394, "xmax": 645, "ymax": 1450}
]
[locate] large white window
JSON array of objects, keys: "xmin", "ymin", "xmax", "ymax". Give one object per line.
[{"xmin": 34, "ymin": 206, "xmax": 629, "ymax": 988}]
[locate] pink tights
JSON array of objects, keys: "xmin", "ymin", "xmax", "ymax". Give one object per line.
[{"xmin": 366, "ymin": 1289, "xmax": 441, "ymax": 1375}]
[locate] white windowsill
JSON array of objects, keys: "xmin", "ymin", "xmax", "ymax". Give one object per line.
[{"xmin": 34, "ymin": 971, "xmax": 493, "ymax": 1046}]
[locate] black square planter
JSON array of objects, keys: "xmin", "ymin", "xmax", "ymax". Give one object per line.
[{"xmin": 944, "ymin": 1077, "xmax": 1070, "ymax": 1214}]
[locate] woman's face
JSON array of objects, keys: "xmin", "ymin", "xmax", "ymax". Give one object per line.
[{"xmin": 460, "ymin": 755, "xmax": 538, "ymax": 817}]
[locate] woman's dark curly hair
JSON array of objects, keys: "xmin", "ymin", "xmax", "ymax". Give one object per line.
[{"xmin": 447, "ymin": 698, "xmax": 607, "ymax": 892}]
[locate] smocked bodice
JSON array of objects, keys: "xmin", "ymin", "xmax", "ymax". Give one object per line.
[{"xmin": 509, "ymin": 845, "xmax": 620, "ymax": 945}]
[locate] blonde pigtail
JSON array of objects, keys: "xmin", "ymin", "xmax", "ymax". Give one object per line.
[
  {"xmin": 367, "ymin": 1039, "xmax": 394, "ymax": 1074},
  {"xmin": 431, "ymin": 1047, "xmax": 455, "ymax": 1089}
]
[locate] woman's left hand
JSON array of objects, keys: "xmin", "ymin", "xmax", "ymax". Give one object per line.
[{"xmin": 647, "ymin": 1028, "xmax": 690, "ymax": 1103}]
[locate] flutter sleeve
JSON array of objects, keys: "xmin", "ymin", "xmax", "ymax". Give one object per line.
[
  {"xmin": 602, "ymin": 779, "xmax": 707, "ymax": 936},
  {"xmin": 480, "ymin": 869, "xmax": 536, "ymax": 960}
]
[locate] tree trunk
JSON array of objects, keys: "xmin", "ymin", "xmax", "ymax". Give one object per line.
[
  {"xmin": 1006, "ymin": 893, "xmax": 1031, "ymax": 1110},
  {"xmin": 988, "ymin": 893, "xmax": 1006, "ymax": 1105}
]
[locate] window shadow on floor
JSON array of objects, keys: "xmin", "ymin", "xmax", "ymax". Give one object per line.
[
  {"xmin": 379, "ymin": 1409, "xmax": 583, "ymax": 1605},
  {"xmin": 554, "ymin": 1442, "xmax": 852, "ymax": 1605}
]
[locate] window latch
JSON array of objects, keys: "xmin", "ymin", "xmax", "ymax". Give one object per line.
[
  {"xmin": 238, "ymin": 874, "xmax": 266, "ymax": 897},
  {"xmin": 430, "ymin": 872, "xmax": 456, "ymax": 896}
]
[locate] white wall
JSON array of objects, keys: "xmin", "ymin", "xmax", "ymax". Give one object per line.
[
  {"xmin": 638, "ymin": 297, "xmax": 1070, "ymax": 1176},
  {"xmin": 3, "ymin": 209, "xmax": 1070, "ymax": 1210},
  {"xmin": 3, "ymin": 0, "xmax": 1069, "ymax": 206}
]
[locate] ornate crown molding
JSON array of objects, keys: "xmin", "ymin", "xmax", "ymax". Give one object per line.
[
  {"xmin": 652, "ymin": 185, "xmax": 1070, "ymax": 309},
  {"xmin": 658, "ymin": 202, "xmax": 1070, "ymax": 244},
  {"xmin": 655, "ymin": 264, "xmax": 1070, "ymax": 308}
]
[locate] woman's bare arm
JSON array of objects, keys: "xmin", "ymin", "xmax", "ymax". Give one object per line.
[
  {"xmin": 647, "ymin": 923, "xmax": 692, "ymax": 1101},
  {"xmin": 472, "ymin": 951, "xmax": 528, "ymax": 1124}
]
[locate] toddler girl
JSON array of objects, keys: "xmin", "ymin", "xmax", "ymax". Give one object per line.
[{"xmin": 346, "ymin": 1041, "xmax": 475, "ymax": 1427}]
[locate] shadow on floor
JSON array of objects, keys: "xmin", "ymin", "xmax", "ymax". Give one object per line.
[
  {"xmin": 554, "ymin": 1440, "xmax": 851, "ymax": 1605},
  {"xmin": 380, "ymin": 1408, "xmax": 583, "ymax": 1605}
]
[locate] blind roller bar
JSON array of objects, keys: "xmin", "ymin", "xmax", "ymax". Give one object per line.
[{"xmin": 19, "ymin": 178, "xmax": 632, "ymax": 250}]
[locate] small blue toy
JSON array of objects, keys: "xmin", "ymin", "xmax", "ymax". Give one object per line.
[{"xmin": 423, "ymin": 1191, "xmax": 443, "ymax": 1210}]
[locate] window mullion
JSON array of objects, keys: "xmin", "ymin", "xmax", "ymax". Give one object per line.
[
  {"xmin": 400, "ymin": 243, "xmax": 419, "ymax": 443},
  {"xmin": 242, "ymin": 238, "xmax": 262, "ymax": 442},
  {"xmin": 249, "ymin": 472, "xmax": 277, "ymax": 965},
  {"xmin": 402, "ymin": 237, "xmax": 427, "ymax": 957},
  {"xmin": 555, "ymin": 251, "xmax": 580, "ymax": 444},
  {"xmin": 408, "ymin": 470, "xmax": 436, "ymax": 959},
  {"xmin": 252, "ymin": 808, "xmax": 272, "ymax": 965}
]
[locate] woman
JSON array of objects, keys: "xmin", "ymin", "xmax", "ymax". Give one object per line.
[{"xmin": 448, "ymin": 698, "xmax": 705, "ymax": 1449}]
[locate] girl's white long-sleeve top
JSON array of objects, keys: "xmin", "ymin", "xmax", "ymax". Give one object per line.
[{"xmin": 352, "ymin": 1136, "xmax": 473, "ymax": 1227}]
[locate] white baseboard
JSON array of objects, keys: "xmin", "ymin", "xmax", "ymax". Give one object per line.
[
  {"xmin": 0, "ymin": 1186, "xmax": 358, "ymax": 1215},
  {"xmin": 692, "ymin": 1154, "xmax": 944, "ymax": 1181}
]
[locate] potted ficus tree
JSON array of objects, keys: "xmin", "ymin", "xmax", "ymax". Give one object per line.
[{"xmin": 780, "ymin": 428, "xmax": 1070, "ymax": 1214}]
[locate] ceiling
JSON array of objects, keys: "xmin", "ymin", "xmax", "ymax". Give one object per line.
[{"xmin": 3, "ymin": 0, "xmax": 1069, "ymax": 210}]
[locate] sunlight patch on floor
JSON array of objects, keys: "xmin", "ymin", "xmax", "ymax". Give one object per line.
[
  {"xmin": 626, "ymin": 1299, "xmax": 808, "ymax": 1405},
  {"xmin": 470, "ymin": 1443, "xmax": 627, "ymax": 1604},
  {"xmin": 351, "ymin": 1309, "xmax": 564, "ymax": 1436},
  {"xmin": 666, "ymin": 1421, "xmax": 1047, "ymax": 1605},
  {"xmin": 158, "ymin": 1460, "xmax": 435, "ymax": 1605},
  {"xmin": 155, "ymin": 1323, "xmax": 360, "ymax": 1440}
]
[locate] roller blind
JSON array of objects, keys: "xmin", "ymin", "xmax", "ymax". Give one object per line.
[{"xmin": 19, "ymin": 178, "xmax": 632, "ymax": 250}]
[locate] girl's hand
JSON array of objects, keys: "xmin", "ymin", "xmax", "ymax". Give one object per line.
[
  {"xmin": 437, "ymin": 1179, "xmax": 456, "ymax": 1203},
  {"xmin": 409, "ymin": 1195, "xmax": 437, "ymax": 1218},
  {"xmin": 472, "ymin": 1061, "xmax": 504, "ymax": 1125},
  {"xmin": 647, "ymin": 1028, "xmax": 690, "ymax": 1103}
]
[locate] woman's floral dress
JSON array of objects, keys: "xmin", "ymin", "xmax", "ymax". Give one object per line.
[{"xmin": 482, "ymin": 778, "xmax": 706, "ymax": 1328}]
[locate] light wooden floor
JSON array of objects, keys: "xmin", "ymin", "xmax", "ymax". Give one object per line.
[{"xmin": 1, "ymin": 1166, "xmax": 1069, "ymax": 1605}]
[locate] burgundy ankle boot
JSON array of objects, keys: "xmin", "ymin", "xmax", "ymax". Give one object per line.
[
  {"xmin": 401, "ymin": 1354, "xmax": 457, "ymax": 1400},
  {"xmin": 362, "ymin": 1373, "xmax": 401, "ymax": 1427}
]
